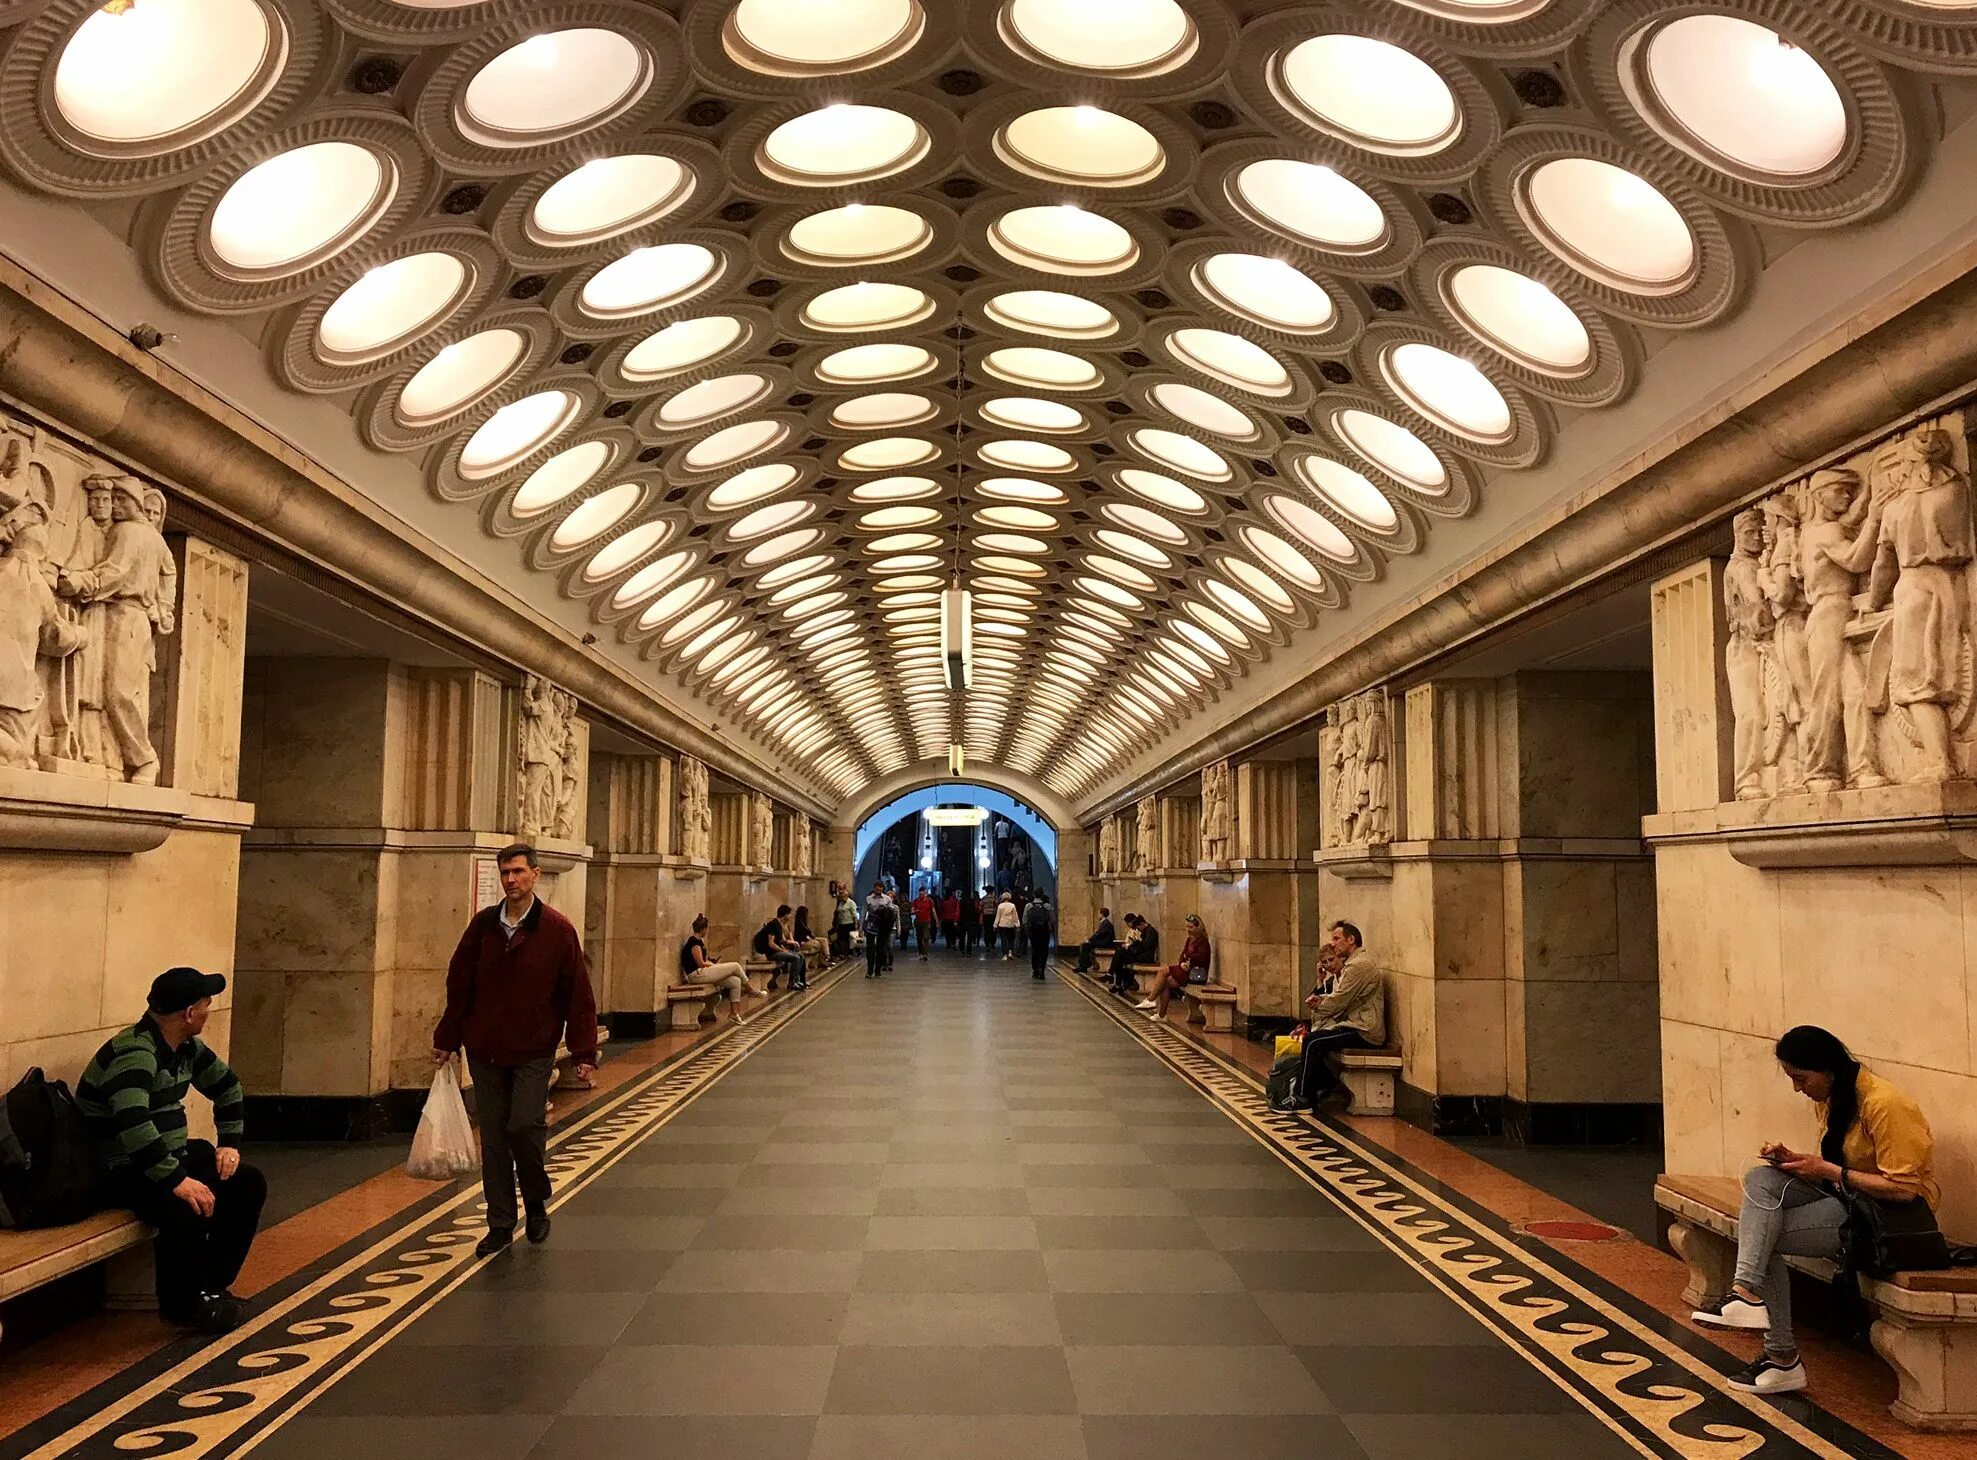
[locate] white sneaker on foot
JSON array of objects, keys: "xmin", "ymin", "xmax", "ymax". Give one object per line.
[
  {"xmin": 1692, "ymin": 1294, "xmax": 1770, "ymax": 1331},
  {"xmin": 1133, "ymin": 998, "xmax": 1157, "ymax": 1010},
  {"xmin": 1727, "ymin": 1354, "xmax": 1806, "ymax": 1395}
]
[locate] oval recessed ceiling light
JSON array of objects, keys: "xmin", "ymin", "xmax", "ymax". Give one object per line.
[
  {"xmin": 1638, "ymin": 15, "xmax": 1846, "ymax": 178},
  {"xmin": 1000, "ymin": 0, "xmax": 1195, "ymax": 75},
  {"xmin": 1184, "ymin": 600, "xmax": 1250, "ymax": 647},
  {"xmin": 513, "ymin": 439, "xmax": 609, "ymax": 517},
  {"xmin": 1522, "ymin": 158, "xmax": 1694, "ymax": 293},
  {"xmin": 983, "ymin": 346, "xmax": 1102, "ymax": 390},
  {"xmin": 579, "ymin": 516, "xmax": 667, "ymax": 575},
  {"xmin": 317, "ymin": 252, "xmax": 469, "ymax": 362},
  {"xmin": 727, "ymin": 0, "xmax": 924, "ymax": 72},
  {"xmin": 1298, "ymin": 455, "xmax": 1398, "ymax": 533},
  {"xmin": 460, "ymin": 29, "xmax": 649, "ymax": 145},
  {"xmin": 1444, "ymin": 264, "xmax": 1590, "ymax": 374},
  {"xmin": 581, "ymin": 243, "xmax": 720, "ymax": 318},
  {"xmin": 831, "ymin": 392, "xmax": 936, "ymax": 428},
  {"xmin": 1262, "ymin": 492, "xmax": 1355, "ymax": 563},
  {"xmin": 658, "ymin": 372, "xmax": 772, "ymax": 428},
  {"xmin": 1205, "ymin": 574, "xmax": 1273, "ymax": 628},
  {"xmin": 1231, "ymin": 536, "xmax": 1317, "ymax": 600},
  {"xmin": 983, "ymin": 290, "xmax": 1119, "ymax": 343},
  {"xmin": 1194, "ymin": 253, "xmax": 1335, "ymax": 334},
  {"xmin": 684, "ymin": 418, "xmax": 787, "ymax": 472},
  {"xmin": 1233, "ymin": 159, "xmax": 1386, "ymax": 253},
  {"xmin": 458, "ymin": 388, "xmax": 579, "ymax": 478},
  {"xmin": 1117, "ymin": 466, "xmax": 1207, "ymax": 512},
  {"xmin": 988, "ymin": 205, "xmax": 1138, "ymax": 275},
  {"xmin": 840, "ymin": 436, "xmax": 939, "ymax": 470},
  {"xmin": 706, "ymin": 461, "xmax": 800, "ymax": 510},
  {"xmin": 783, "ymin": 202, "xmax": 932, "ymax": 267},
  {"xmin": 996, "ymin": 105, "xmax": 1165, "ymax": 186},
  {"xmin": 743, "ymin": 526, "xmax": 825, "ymax": 565},
  {"xmin": 975, "ymin": 504, "xmax": 1058, "ymax": 532},
  {"xmin": 1093, "ymin": 530, "xmax": 1169, "ymax": 568},
  {"xmin": 613, "ymin": 549, "xmax": 694, "ymax": 608},
  {"xmin": 54, "ymin": 0, "xmax": 278, "ymax": 152},
  {"xmin": 860, "ymin": 504, "xmax": 945, "ymax": 533},
  {"xmin": 870, "ymin": 530, "xmax": 945, "ymax": 554},
  {"xmin": 760, "ymin": 103, "xmax": 929, "ymax": 184},
  {"xmin": 818, "ymin": 342, "xmax": 936, "ymax": 384},
  {"xmin": 1102, "ymin": 501, "xmax": 1187, "ymax": 543},
  {"xmin": 637, "ymin": 573, "xmax": 713, "ymax": 629},
  {"xmin": 758, "ymin": 552, "xmax": 836, "ymax": 588},
  {"xmin": 1077, "ymin": 574, "xmax": 1144, "ymax": 610},
  {"xmin": 528, "ymin": 154, "xmax": 692, "ymax": 247},
  {"xmin": 801, "ymin": 280, "xmax": 933, "ymax": 332},
  {"xmin": 730, "ymin": 498, "xmax": 815, "ymax": 541},
  {"xmin": 209, "ymin": 141, "xmax": 392, "ymax": 274},
  {"xmin": 979, "ymin": 476, "xmax": 1068, "ymax": 504},
  {"xmin": 1384, "ymin": 341, "xmax": 1512, "ymax": 442},
  {"xmin": 1165, "ymin": 328, "xmax": 1292, "ymax": 396},
  {"xmin": 849, "ymin": 475, "xmax": 939, "ymax": 502},
  {"xmin": 982, "ymin": 397, "xmax": 1086, "ymax": 433},
  {"xmin": 397, "ymin": 328, "xmax": 526, "ymax": 424},
  {"xmin": 1129, "ymin": 429, "xmax": 1230, "ymax": 482},
  {"xmin": 1335, "ymin": 407, "xmax": 1448, "ymax": 491},
  {"xmin": 1150, "ymin": 382, "xmax": 1257, "ymax": 440},
  {"xmin": 620, "ymin": 316, "xmax": 746, "ymax": 381},
  {"xmin": 1277, "ymin": 34, "xmax": 1460, "ymax": 154},
  {"xmin": 979, "ymin": 439, "xmax": 1074, "ymax": 472}
]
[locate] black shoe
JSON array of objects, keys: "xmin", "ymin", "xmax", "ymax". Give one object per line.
[
  {"xmin": 166, "ymin": 1290, "xmax": 246, "ymax": 1334},
  {"xmin": 476, "ymin": 1228, "xmax": 514, "ymax": 1258},
  {"xmin": 526, "ymin": 1209, "xmax": 552, "ymax": 1244}
]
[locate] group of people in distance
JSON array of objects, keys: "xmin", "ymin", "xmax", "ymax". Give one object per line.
[{"xmin": 850, "ymin": 881, "xmax": 1056, "ymax": 978}]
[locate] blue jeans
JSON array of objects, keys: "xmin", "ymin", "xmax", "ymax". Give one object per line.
[
  {"xmin": 767, "ymin": 949, "xmax": 805, "ymax": 987},
  {"xmin": 1733, "ymin": 1165, "xmax": 1847, "ymax": 1360}
]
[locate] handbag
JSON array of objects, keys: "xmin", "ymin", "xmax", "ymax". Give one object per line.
[
  {"xmin": 1186, "ymin": 967, "xmax": 1210, "ymax": 985},
  {"xmin": 1838, "ymin": 1187, "xmax": 1952, "ymax": 1277},
  {"xmin": 1273, "ymin": 1035, "xmax": 1305, "ymax": 1061}
]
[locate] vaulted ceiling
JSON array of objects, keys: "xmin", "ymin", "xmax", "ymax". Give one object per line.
[{"xmin": 3, "ymin": 0, "xmax": 1975, "ymax": 808}]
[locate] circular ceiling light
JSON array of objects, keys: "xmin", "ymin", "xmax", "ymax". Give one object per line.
[
  {"xmin": 1093, "ymin": 531, "xmax": 1168, "ymax": 568},
  {"xmin": 868, "ymin": 530, "xmax": 945, "ymax": 553},
  {"xmin": 683, "ymin": 417, "xmax": 787, "ymax": 472},
  {"xmin": 458, "ymin": 389, "xmax": 579, "ymax": 478},
  {"xmin": 976, "ymin": 504, "xmax": 1058, "ymax": 532},
  {"xmin": 979, "ymin": 476, "xmax": 1068, "ymax": 504},
  {"xmin": 1077, "ymin": 575, "xmax": 1144, "ymax": 610},
  {"xmin": 996, "ymin": 106, "xmax": 1165, "ymax": 186},
  {"xmin": 979, "ymin": 439, "xmax": 1074, "ymax": 472},
  {"xmin": 1298, "ymin": 455, "xmax": 1398, "ymax": 533},
  {"xmin": 801, "ymin": 280, "xmax": 933, "ymax": 331},
  {"xmin": 658, "ymin": 372, "xmax": 772, "ymax": 427},
  {"xmin": 1231, "ymin": 536, "xmax": 1317, "ymax": 600},
  {"xmin": 727, "ymin": 0, "xmax": 924, "ymax": 72},
  {"xmin": 1522, "ymin": 158, "xmax": 1694, "ymax": 292},
  {"xmin": 840, "ymin": 436, "xmax": 938, "ymax": 469},
  {"xmin": 53, "ymin": 0, "xmax": 279, "ymax": 152},
  {"xmin": 1637, "ymin": 16, "xmax": 1846, "ymax": 178},
  {"xmin": 1262, "ymin": 492, "xmax": 1355, "ymax": 562},
  {"xmin": 743, "ymin": 526, "xmax": 825, "ymax": 565},
  {"xmin": 1102, "ymin": 501, "xmax": 1187, "ymax": 543},
  {"xmin": 1204, "ymin": 575, "xmax": 1273, "ymax": 628},
  {"xmin": 1183, "ymin": 600, "xmax": 1249, "ymax": 647},
  {"xmin": 1232, "ymin": 159, "xmax": 1386, "ymax": 252},
  {"xmin": 208, "ymin": 142, "xmax": 392, "ymax": 274},
  {"xmin": 706, "ymin": 461, "xmax": 800, "ymax": 510},
  {"xmin": 581, "ymin": 243, "xmax": 720, "ymax": 318},
  {"xmin": 637, "ymin": 573, "xmax": 713, "ymax": 628},
  {"xmin": 1130, "ymin": 429, "xmax": 1230, "ymax": 482},
  {"xmin": 1194, "ymin": 253, "xmax": 1334, "ymax": 334},
  {"xmin": 1444, "ymin": 264, "xmax": 1590, "ymax": 374},
  {"xmin": 316, "ymin": 252, "xmax": 468, "ymax": 361},
  {"xmin": 396, "ymin": 327, "xmax": 526, "ymax": 424},
  {"xmin": 1276, "ymin": 34, "xmax": 1460, "ymax": 154},
  {"xmin": 528, "ymin": 154, "xmax": 692, "ymax": 247},
  {"xmin": 848, "ymin": 475, "xmax": 938, "ymax": 502},
  {"xmin": 982, "ymin": 397, "xmax": 1086, "ymax": 433},
  {"xmin": 983, "ymin": 289, "xmax": 1119, "ymax": 340},
  {"xmin": 613, "ymin": 549, "xmax": 694, "ymax": 608},
  {"xmin": 999, "ymin": 0, "xmax": 1195, "ymax": 75},
  {"xmin": 1118, "ymin": 467, "xmax": 1207, "ymax": 512},
  {"xmin": 758, "ymin": 551, "xmax": 835, "ymax": 588},
  {"xmin": 818, "ymin": 342, "xmax": 936, "ymax": 384},
  {"xmin": 513, "ymin": 439, "xmax": 609, "ymax": 517},
  {"xmin": 770, "ymin": 573, "xmax": 841, "ymax": 605},
  {"xmin": 573, "ymin": 510, "xmax": 663, "ymax": 566},
  {"xmin": 783, "ymin": 203, "xmax": 932, "ymax": 266},
  {"xmin": 1165, "ymin": 328, "xmax": 1292, "ymax": 396},
  {"xmin": 987, "ymin": 205, "xmax": 1139, "ymax": 275},
  {"xmin": 460, "ymin": 30, "xmax": 649, "ymax": 145},
  {"xmin": 553, "ymin": 488, "xmax": 644, "ymax": 557},
  {"xmin": 660, "ymin": 597, "xmax": 728, "ymax": 648},
  {"xmin": 1384, "ymin": 342, "xmax": 1512, "ymax": 441},
  {"xmin": 760, "ymin": 103, "xmax": 929, "ymax": 184},
  {"xmin": 859, "ymin": 505, "xmax": 943, "ymax": 535},
  {"xmin": 730, "ymin": 498, "xmax": 815, "ymax": 540},
  {"xmin": 1335, "ymin": 407, "xmax": 1447, "ymax": 491},
  {"xmin": 1150, "ymin": 382, "xmax": 1257, "ymax": 440},
  {"xmin": 617, "ymin": 317, "xmax": 743, "ymax": 383},
  {"xmin": 831, "ymin": 392, "xmax": 936, "ymax": 428},
  {"xmin": 983, "ymin": 346, "xmax": 1102, "ymax": 390}
]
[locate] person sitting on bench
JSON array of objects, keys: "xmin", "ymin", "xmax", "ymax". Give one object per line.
[
  {"xmin": 792, "ymin": 905, "xmax": 828, "ymax": 972},
  {"xmin": 1108, "ymin": 914, "xmax": 1158, "ymax": 994},
  {"xmin": 753, "ymin": 906, "xmax": 808, "ymax": 991},
  {"xmin": 680, "ymin": 916, "xmax": 764, "ymax": 1026},
  {"xmin": 1279, "ymin": 921, "xmax": 1385, "ymax": 1112},
  {"xmin": 1689, "ymin": 1024, "xmax": 1941, "ymax": 1398},
  {"xmin": 1137, "ymin": 913, "xmax": 1210, "ymax": 1018},
  {"xmin": 1074, "ymin": 907, "xmax": 1118, "ymax": 973}
]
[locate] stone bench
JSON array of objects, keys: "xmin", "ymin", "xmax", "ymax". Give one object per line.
[
  {"xmin": 1091, "ymin": 946, "xmax": 1116, "ymax": 977},
  {"xmin": 1338, "ymin": 1046, "xmax": 1401, "ymax": 1116},
  {"xmin": 1180, "ymin": 982, "xmax": 1238, "ymax": 1032},
  {"xmin": 0, "ymin": 1210, "xmax": 154, "ymax": 1338},
  {"xmin": 1656, "ymin": 1172, "xmax": 1977, "ymax": 1431}
]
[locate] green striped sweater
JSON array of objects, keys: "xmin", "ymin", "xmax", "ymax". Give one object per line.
[{"xmin": 76, "ymin": 1021, "xmax": 245, "ymax": 1189}]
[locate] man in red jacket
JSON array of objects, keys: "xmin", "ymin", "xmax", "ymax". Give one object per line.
[{"xmin": 432, "ymin": 843, "xmax": 598, "ymax": 1257}]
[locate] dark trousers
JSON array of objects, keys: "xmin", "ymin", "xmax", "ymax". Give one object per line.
[
  {"xmin": 832, "ymin": 925, "xmax": 852, "ymax": 957},
  {"xmin": 1030, "ymin": 936, "xmax": 1051, "ymax": 978},
  {"xmin": 1298, "ymin": 1029, "xmax": 1371, "ymax": 1104},
  {"xmin": 866, "ymin": 936, "xmax": 885, "ymax": 977},
  {"xmin": 961, "ymin": 920, "xmax": 978, "ymax": 951},
  {"xmin": 766, "ymin": 949, "xmax": 806, "ymax": 987},
  {"xmin": 1075, "ymin": 939, "xmax": 1114, "ymax": 972},
  {"xmin": 467, "ymin": 1054, "xmax": 555, "ymax": 1231},
  {"xmin": 113, "ymin": 1139, "xmax": 266, "ymax": 1315}
]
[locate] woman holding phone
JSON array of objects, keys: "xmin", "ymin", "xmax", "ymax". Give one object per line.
[{"xmin": 1689, "ymin": 1025, "xmax": 1940, "ymax": 1396}]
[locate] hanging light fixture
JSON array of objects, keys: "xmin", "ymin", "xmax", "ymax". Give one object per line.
[
  {"xmin": 942, "ymin": 305, "xmax": 973, "ymax": 691},
  {"xmin": 948, "ymin": 741, "xmax": 965, "ymax": 776}
]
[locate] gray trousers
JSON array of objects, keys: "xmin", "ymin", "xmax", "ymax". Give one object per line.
[
  {"xmin": 468, "ymin": 1054, "xmax": 556, "ymax": 1232},
  {"xmin": 1733, "ymin": 1164, "xmax": 1847, "ymax": 1359}
]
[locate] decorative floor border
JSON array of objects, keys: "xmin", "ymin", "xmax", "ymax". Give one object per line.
[
  {"xmin": 1056, "ymin": 967, "xmax": 1888, "ymax": 1460},
  {"xmin": 7, "ymin": 964, "xmax": 855, "ymax": 1460}
]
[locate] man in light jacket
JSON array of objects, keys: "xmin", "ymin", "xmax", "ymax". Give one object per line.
[{"xmin": 1284, "ymin": 921, "xmax": 1387, "ymax": 1112}]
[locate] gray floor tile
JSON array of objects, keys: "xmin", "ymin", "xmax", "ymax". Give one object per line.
[
  {"xmin": 529, "ymin": 1415, "xmax": 816, "ymax": 1460},
  {"xmin": 1042, "ymin": 1250, "xmax": 1243, "ymax": 1294},
  {"xmin": 310, "ymin": 1344, "xmax": 607, "ymax": 1415},
  {"xmin": 1223, "ymin": 1250, "xmax": 1423, "ymax": 1294},
  {"xmin": 397, "ymin": 1289, "xmax": 644, "ymax": 1347},
  {"xmin": 1026, "ymin": 1187, "xmax": 1190, "ymax": 1217},
  {"xmin": 621, "ymin": 1291, "xmax": 850, "ymax": 1346},
  {"xmin": 733, "ymin": 1162, "xmax": 888, "ymax": 1188},
  {"xmin": 1052, "ymin": 1293, "xmax": 1281, "ymax": 1346},
  {"xmin": 566, "ymin": 1344, "xmax": 837, "ymax": 1415},
  {"xmin": 855, "ymin": 1249, "xmax": 1052, "ymax": 1292},
  {"xmin": 824, "ymin": 1346, "xmax": 1077, "ymax": 1414},
  {"xmin": 714, "ymin": 1186, "xmax": 882, "ymax": 1217},
  {"xmin": 1193, "ymin": 1216, "xmax": 1386, "ymax": 1252},
  {"xmin": 840, "ymin": 1293, "xmax": 1063, "ymax": 1346},
  {"xmin": 532, "ymin": 1215, "xmax": 707, "ymax": 1250},
  {"xmin": 1031, "ymin": 1217, "xmax": 1215, "ymax": 1251},
  {"xmin": 807, "ymin": 1416, "xmax": 1088, "ymax": 1460},
  {"xmin": 1256, "ymin": 1291, "xmax": 1497, "ymax": 1348},
  {"xmin": 688, "ymin": 1215, "xmax": 873, "ymax": 1250},
  {"xmin": 1066, "ymin": 1345, "xmax": 1334, "ymax": 1415},
  {"xmin": 1298, "ymin": 1346, "xmax": 1581, "ymax": 1414},
  {"xmin": 876, "ymin": 1186, "xmax": 1034, "ymax": 1216},
  {"xmin": 1343, "ymin": 1413, "xmax": 1635, "ymax": 1459},
  {"xmin": 656, "ymin": 1249, "xmax": 863, "ymax": 1293},
  {"xmin": 274, "ymin": 1415, "xmax": 556, "ymax": 1460},
  {"xmin": 864, "ymin": 1215, "xmax": 1041, "ymax": 1250},
  {"xmin": 467, "ymin": 1247, "xmax": 680, "ymax": 1293},
  {"xmin": 1175, "ymin": 1186, "xmax": 1341, "ymax": 1217},
  {"xmin": 1081, "ymin": 1415, "xmax": 1368, "ymax": 1460}
]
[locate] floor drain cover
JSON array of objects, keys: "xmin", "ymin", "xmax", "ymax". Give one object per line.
[{"xmin": 1522, "ymin": 1219, "xmax": 1624, "ymax": 1242}]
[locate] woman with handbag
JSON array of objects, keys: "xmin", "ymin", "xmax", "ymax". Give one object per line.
[
  {"xmin": 1136, "ymin": 914, "xmax": 1210, "ymax": 1020},
  {"xmin": 1690, "ymin": 1024, "xmax": 1942, "ymax": 1396}
]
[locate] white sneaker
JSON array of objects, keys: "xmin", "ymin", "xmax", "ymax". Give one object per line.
[
  {"xmin": 1727, "ymin": 1355, "xmax": 1806, "ymax": 1395},
  {"xmin": 1692, "ymin": 1295, "xmax": 1770, "ymax": 1331},
  {"xmin": 1133, "ymin": 998, "xmax": 1157, "ymax": 1010}
]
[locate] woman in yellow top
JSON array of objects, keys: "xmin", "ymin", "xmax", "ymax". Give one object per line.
[{"xmin": 1691, "ymin": 1025, "xmax": 1939, "ymax": 1396}]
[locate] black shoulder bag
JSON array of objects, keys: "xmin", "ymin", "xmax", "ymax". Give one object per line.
[{"xmin": 1837, "ymin": 1186, "xmax": 1953, "ymax": 1278}]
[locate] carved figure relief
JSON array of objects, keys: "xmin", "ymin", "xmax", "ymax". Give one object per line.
[
  {"xmin": 1200, "ymin": 759, "xmax": 1234, "ymax": 862},
  {"xmin": 678, "ymin": 755, "xmax": 710, "ymax": 861},
  {"xmin": 1323, "ymin": 688, "xmax": 1393, "ymax": 849},
  {"xmin": 1098, "ymin": 817, "xmax": 1119, "ymax": 877},
  {"xmin": 750, "ymin": 791, "xmax": 775, "ymax": 869},
  {"xmin": 1134, "ymin": 795, "xmax": 1157, "ymax": 876},
  {"xmin": 791, "ymin": 816, "xmax": 813, "ymax": 879},
  {"xmin": 1726, "ymin": 415, "xmax": 1977, "ymax": 799},
  {"xmin": 0, "ymin": 414, "xmax": 175, "ymax": 783},
  {"xmin": 517, "ymin": 674, "xmax": 573, "ymax": 843},
  {"xmin": 551, "ymin": 692, "xmax": 581, "ymax": 841}
]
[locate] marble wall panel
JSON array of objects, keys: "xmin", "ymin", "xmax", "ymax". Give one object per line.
[
  {"xmin": 238, "ymin": 659, "xmax": 391, "ymax": 827},
  {"xmin": 1523, "ymin": 980, "xmax": 1662, "ymax": 1104},
  {"xmin": 1654, "ymin": 844, "xmax": 1785, "ymax": 1040}
]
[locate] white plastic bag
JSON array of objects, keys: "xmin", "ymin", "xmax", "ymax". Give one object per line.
[{"xmin": 407, "ymin": 1062, "xmax": 478, "ymax": 1180}]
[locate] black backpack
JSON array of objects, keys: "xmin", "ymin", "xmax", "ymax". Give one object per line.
[{"xmin": 0, "ymin": 1068, "xmax": 105, "ymax": 1229}]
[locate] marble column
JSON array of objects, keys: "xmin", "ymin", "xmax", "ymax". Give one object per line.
[
  {"xmin": 585, "ymin": 751, "xmax": 676, "ymax": 1035},
  {"xmin": 1197, "ymin": 758, "xmax": 1320, "ymax": 1026}
]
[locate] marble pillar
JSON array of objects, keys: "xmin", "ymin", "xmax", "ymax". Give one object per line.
[{"xmin": 1196, "ymin": 759, "xmax": 1319, "ymax": 1025}]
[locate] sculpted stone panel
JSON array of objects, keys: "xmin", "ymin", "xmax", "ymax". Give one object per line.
[
  {"xmin": 516, "ymin": 673, "xmax": 580, "ymax": 843},
  {"xmin": 1322, "ymin": 688, "xmax": 1393, "ymax": 849},
  {"xmin": 1726, "ymin": 415, "xmax": 1977, "ymax": 800},
  {"xmin": 1098, "ymin": 816, "xmax": 1119, "ymax": 877},
  {"xmin": 791, "ymin": 815, "xmax": 812, "ymax": 879},
  {"xmin": 0, "ymin": 410, "xmax": 175, "ymax": 784},
  {"xmin": 678, "ymin": 755, "xmax": 710, "ymax": 862},
  {"xmin": 1200, "ymin": 759, "xmax": 1235, "ymax": 863},
  {"xmin": 1134, "ymin": 795, "xmax": 1157, "ymax": 876},
  {"xmin": 750, "ymin": 790, "xmax": 774, "ymax": 869}
]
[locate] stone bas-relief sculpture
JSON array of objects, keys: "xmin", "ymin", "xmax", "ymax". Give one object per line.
[
  {"xmin": 1323, "ymin": 689, "xmax": 1392, "ymax": 848},
  {"xmin": 750, "ymin": 790, "xmax": 774, "ymax": 869},
  {"xmin": 1098, "ymin": 816, "xmax": 1119, "ymax": 877},
  {"xmin": 517, "ymin": 674, "xmax": 580, "ymax": 842},
  {"xmin": 1134, "ymin": 795, "xmax": 1157, "ymax": 876},
  {"xmin": 678, "ymin": 755, "xmax": 710, "ymax": 861},
  {"xmin": 1727, "ymin": 415, "xmax": 1977, "ymax": 799},
  {"xmin": 0, "ymin": 415, "xmax": 175, "ymax": 784},
  {"xmin": 1200, "ymin": 759, "xmax": 1234, "ymax": 862},
  {"xmin": 791, "ymin": 816, "xmax": 812, "ymax": 879}
]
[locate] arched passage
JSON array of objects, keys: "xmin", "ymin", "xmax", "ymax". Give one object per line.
[{"xmin": 852, "ymin": 781, "xmax": 1058, "ymax": 906}]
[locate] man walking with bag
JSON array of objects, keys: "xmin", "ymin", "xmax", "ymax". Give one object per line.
[{"xmin": 433, "ymin": 844, "xmax": 599, "ymax": 1257}]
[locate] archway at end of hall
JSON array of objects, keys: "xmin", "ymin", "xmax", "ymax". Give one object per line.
[{"xmin": 852, "ymin": 782, "xmax": 1058, "ymax": 907}]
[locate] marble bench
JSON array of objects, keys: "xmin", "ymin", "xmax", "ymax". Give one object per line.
[
  {"xmin": 1180, "ymin": 982, "xmax": 1238, "ymax": 1032},
  {"xmin": 0, "ymin": 1210, "xmax": 155, "ymax": 1339},
  {"xmin": 1656, "ymin": 1172, "xmax": 1977, "ymax": 1431},
  {"xmin": 1337, "ymin": 1046, "xmax": 1402, "ymax": 1116}
]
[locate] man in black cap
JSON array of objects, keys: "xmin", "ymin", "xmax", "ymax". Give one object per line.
[{"xmin": 76, "ymin": 967, "xmax": 265, "ymax": 1334}]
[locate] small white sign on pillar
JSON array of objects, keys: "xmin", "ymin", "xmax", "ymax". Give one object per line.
[{"xmin": 472, "ymin": 854, "xmax": 500, "ymax": 911}]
